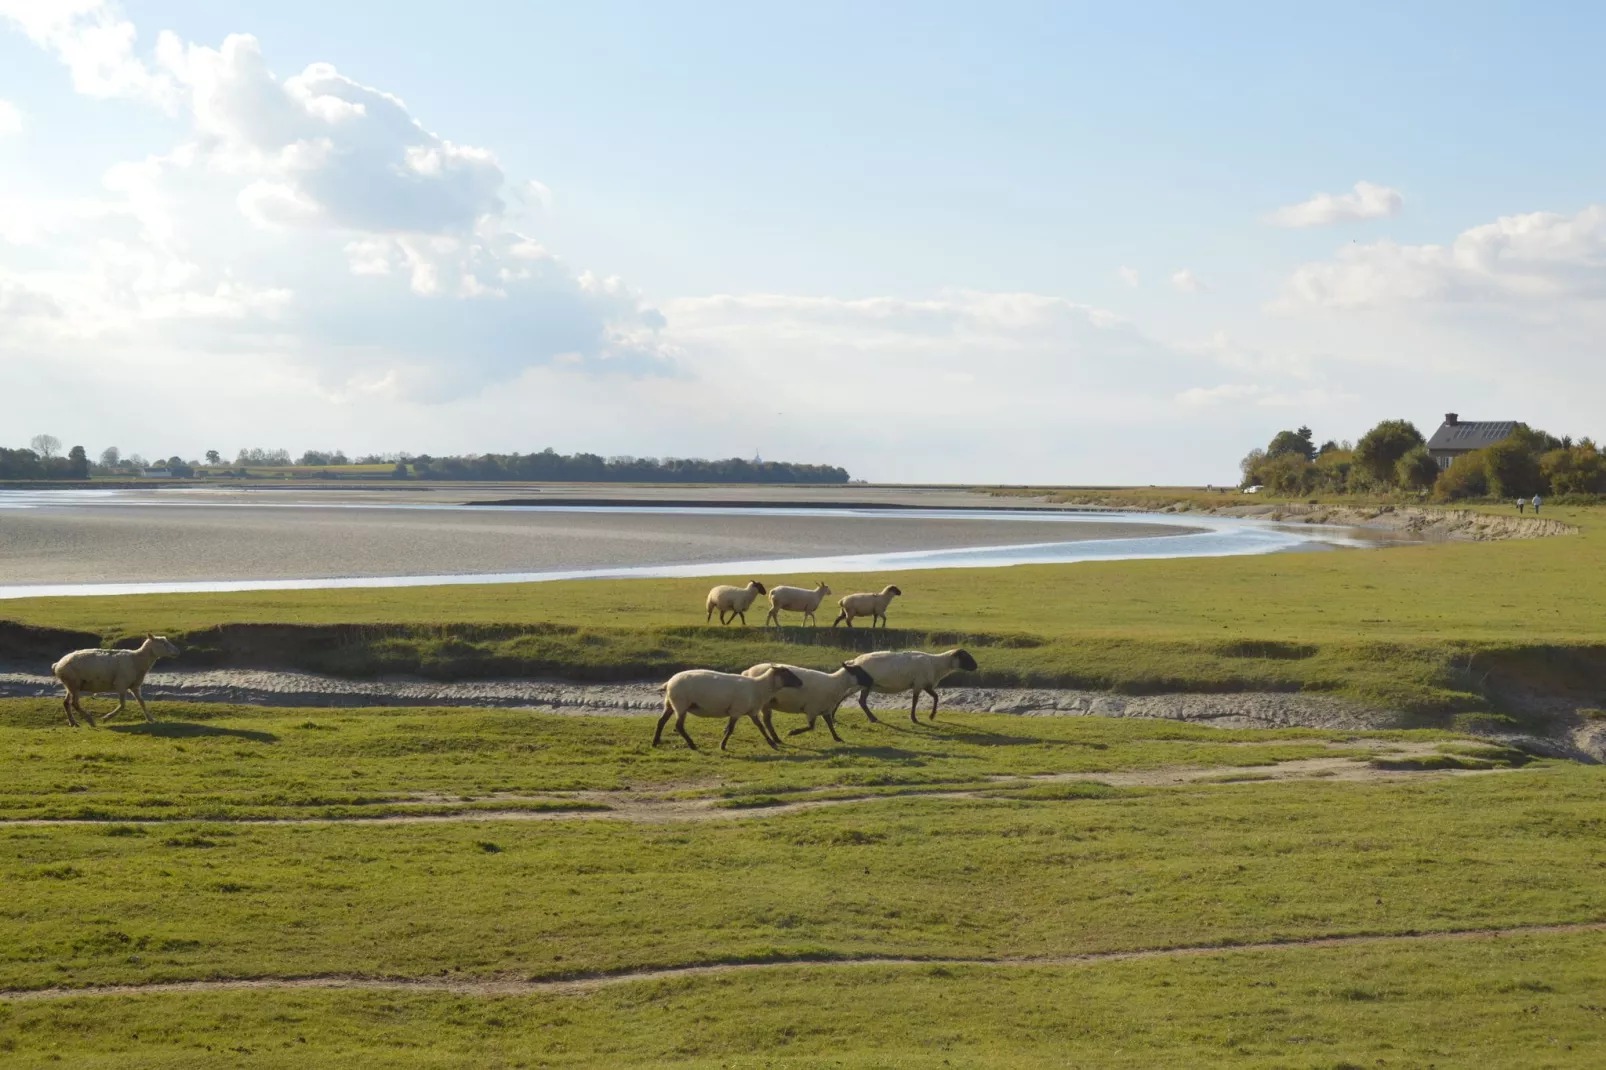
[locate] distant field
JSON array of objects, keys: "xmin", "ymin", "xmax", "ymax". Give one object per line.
[{"xmin": 4, "ymin": 502, "xmax": 1603, "ymax": 718}]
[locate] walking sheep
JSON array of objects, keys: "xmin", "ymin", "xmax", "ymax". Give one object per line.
[
  {"xmin": 655, "ymin": 664, "xmax": 804, "ymax": 750},
  {"xmin": 742, "ymin": 661, "xmax": 874, "ymax": 743},
  {"xmin": 831, "ymin": 585, "xmax": 903, "ymax": 629},
  {"xmin": 705, "ymin": 580, "xmax": 768, "ymax": 626},
  {"xmin": 52, "ymin": 634, "xmax": 182, "ymax": 727},
  {"xmin": 846, "ymin": 648, "xmax": 979, "ymax": 724},
  {"xmin": 764, "ymin": 581, "xmax": 832, "ymax": 628}
]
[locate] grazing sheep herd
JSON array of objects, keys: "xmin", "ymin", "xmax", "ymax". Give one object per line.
[{"xmin": 46, "ymin": 578, "xmax": 976, "ymax": 752}]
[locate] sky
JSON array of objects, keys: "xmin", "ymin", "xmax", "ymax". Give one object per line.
[{"xmin": 3, "ymin": 1, "xmax": 1606, "ymax": 483}]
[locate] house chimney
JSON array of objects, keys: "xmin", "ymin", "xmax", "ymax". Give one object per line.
[{"xmin": 1445, "ymin": 413, "xmax": 1459, "ymax": 426}]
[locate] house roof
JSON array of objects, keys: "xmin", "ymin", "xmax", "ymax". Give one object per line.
[{"xmin": 1426, "ymin": 419, "xmax": 1517, "ymax": 453}]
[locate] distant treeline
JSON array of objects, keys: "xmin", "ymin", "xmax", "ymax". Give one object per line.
[
  {"xmin": 408, "ymin": 450, "xmax": 850, "ymax": 484},
  {"xmin": 4, "ymin": 440, "xmax": 850, "ymax": 484},
  {"xmin": 0, "ymin": 446, "xmax": 89, "ymax": 480}
]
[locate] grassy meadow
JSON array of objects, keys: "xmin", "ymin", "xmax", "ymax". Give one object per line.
[
  {"xmin": 0, "ymin": 696, "xmax": 1603, "ymax": 1065},
  {"xmin": 3, "ymin": 495, "xmax": 1605, "ymax": 1064},
  {"xmin": 5, "ymin": 498, "xmax": 1606, "ymax": 719}
]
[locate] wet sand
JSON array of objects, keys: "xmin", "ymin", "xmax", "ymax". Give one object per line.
[{"xmin": 0, "ymin": 490, "xmax": 1196, "ymax": 586}]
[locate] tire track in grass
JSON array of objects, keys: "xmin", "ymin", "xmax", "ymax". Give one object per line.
[{"xmin": 5, "ymin": 921, "xmax": 1604, "ymax": 1003}]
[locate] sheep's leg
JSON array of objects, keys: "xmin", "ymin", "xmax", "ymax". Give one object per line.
[
  {"xmin": 653, "ymin": 700, "xmax": 675, "ymax": 746},
  {"xmin": 831, "ymin": 611, "xmax": 845, "ymax": 628},
  {"xmin": 720, "ymin": 718, "xmax": 739, "ymax": 751},
  {"xmin": 736, "ymin": 609, "xmax": 748, "ymax": 626},
  {"xmin": 674, "ymin": 710, "xmax": 698, "ymax": 750},
  {"xmin": 748, "ymin": 713, "xmax": 778, "ymax": 750},
  {"xmin": 706, "ymin": 604, "xmax": 715, "ymax": 623},
  {"xmin": 765, "ymin": 607, "xmax": 778, "ymax": 628},
  {"xmin": 63, "ymin": 692, "xmax": 78, "ymax": 728},
  {"xmin": 787, "ymin": 716, "xmax": 816, "ymax": 737},
  {"xmin": 857, "ymin": 688, "xmax": 881, "ymax": 724},
  {"xmin": 909, "ymin": 689, "xmax": 921, "ymax": 724},
  {"xmin": 824, "ymin": 711, "xmax": 844, "ymax": 743},
  {"xmin": 925, "ymin": 687, "xmax": 940, "ymax": 721},
  {"xmin": 761, "ymin": 707, "xmax": 783, "ymax": 745},
  {"xmin": 134, "ymin": 686, "xmax": 154, "ymax": 724}
]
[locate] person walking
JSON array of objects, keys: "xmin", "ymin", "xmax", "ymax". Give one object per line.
[
  {"xmin": 1517, "ymin": 497, "xmax": 1525, "ymax": 514},
  {"xmin": 1532, "ymin": 494, "xmax": 1542, "ymax": 515}
]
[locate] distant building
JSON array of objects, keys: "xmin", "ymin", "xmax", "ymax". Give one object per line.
[
  {"xmin": 1426, "ymin": 413, "xmax": 1518, "ymax": 470},
  {"xmin": 140, "ymin": 467, "xmax": 172, "ymax": 478}
]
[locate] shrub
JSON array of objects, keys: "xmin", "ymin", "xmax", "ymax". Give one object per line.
[
  {"xmin": 1395, "ymin": 446, "xmax": 1439, "ymax": 492},
  {"xmin": 1435, "ymin": 451, "xmax": 1489, "ymax": 501},
  {"xmin": 1483, "ymin": 439, "xmax": 1543, "ymax": 498}
]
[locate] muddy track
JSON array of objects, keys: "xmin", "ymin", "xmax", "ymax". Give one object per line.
[
  {"xmin": 0, "ymin": 666, "xmax": 1404, "ymax": 728},
  {"xmin": 0, "ymin": 745, "xmax": 1522, "ymax": 828},
  {"xmin": 5, "ymin": 920, "xmax": 1602, "ymax": 1003}
]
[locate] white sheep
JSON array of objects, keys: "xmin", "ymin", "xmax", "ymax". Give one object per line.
[
  {"xmin": 705, "ymin": 580, "xmax": 768, "ymax": 626},
  {"xmin": 654, "ymin": 664, "xmax": 804, "ymax": 750},
  {"xmin": 764, "ymin": 581, "xmax": 832, "ymax": 627},
  {"xmin": 52, "ymin": 634, "xmax": 182, "ymax": 728},
  {"xmin": 742, "ymin": 661, "xmax": 874, "ymax": 743},
  {"xmin": 846, "ymin": 648, "xmax": 979, "ymax": 724},
  {"xmin": 831, "ymin": 585, "xmax": 903, "ymax": 629}
]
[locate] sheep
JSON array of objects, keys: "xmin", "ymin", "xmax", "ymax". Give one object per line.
[
  {"xmin": 830, "ymin": 585, "xmax": 903, "ymax": 629},
  {"xmin": 654, "ymin": 664, "xmax": 804, "ymax": 750},
  {"xmin": 742, "ymin": 661, "xmax": 875, "ymax": 743},
  {"xmin": 845, "ymin": 648, "xmax": 978, "ymax": 724},
  {"xmin": 764, "ymin": 581, "xmax": 832, "ymax": 628},
  {"xmin": 52, "ymin": 634, "xmax": 182, "ymax": 728},
  {"xmin": 705, "ymin": 580, "xmax": 768, "ymax": 626}
]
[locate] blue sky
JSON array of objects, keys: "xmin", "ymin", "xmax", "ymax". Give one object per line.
[{"xmin": 3, "ymin": 2, "xmax": 1604, "ymax": 481}]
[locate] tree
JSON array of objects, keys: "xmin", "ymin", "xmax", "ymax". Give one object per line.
[
  {"xmin": 99, "ymin": 446, "xmax": 121, "ymax": 469},
  {"xmin": 1266, "ymin": 426, "xmax": 1317, "ymax": 462},
  {"xmin": 29, "ymin": 434, "xmax": 60, "ymax": 460},
  {"xmin": 66, "ymin": 445, "xmax": 90, "ymax": 480},
  {"xmin": 1395, "ymin": 446, "xmax": 1440, "ymax": 492},
  {"xmin": 1483, "ymin": 438, "xmax": 1543, "ymax": 498},
  {"xmin": 205, "ymin": 450, "xmax": 221, "ymax": 465},
  {"xmin": 1435, "ymin": 451, "xmax": 1489, "ymax": 500},
  {"xmin": 1352, "ymin": 420, "xmax": 1424, "ymax": 488},
  {"xmin": 1238, "ymin": 447, "xmax": 1268, "ymax": 487}
]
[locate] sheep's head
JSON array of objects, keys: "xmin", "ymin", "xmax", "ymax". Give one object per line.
[
  {"xmin": 841, "ymin": 662, "xmax": 874, "ymax": 688},
  {"xmin": 749, "ymin": 580, "xmax": 767, "ymax": 595},
  {"xmin": 817, "ymin": 581, "xmax": 832, "ymax": 595},
  {"xmin": 147, "ymin": 634, "xmax": 181, "ymax": 658},
  {"xmin": 883, "ymin": 585, "xmax": 903, "ymax": 597},
  {"xmin": 949, "ymin": 648, "xmax": 978, "ymax": 673}
]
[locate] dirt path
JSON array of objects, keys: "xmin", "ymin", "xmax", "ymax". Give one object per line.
[
  {"xmin": 4, "ymin": 920, "xmax": 1601, "ymax": 1003},
  {"xmin": 0, "ymin": 741, "xmax": 1520, "ymax": 828}
]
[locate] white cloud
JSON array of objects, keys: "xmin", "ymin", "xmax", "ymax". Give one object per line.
[
  {"xmin": 1171, "ymin": 268, "xmax": 1204, "ymax": 293},
  {"xmin": 1280, "ymin": 204, "xmax": 1606, "ymax": 309},
  {"xmin": 1116, "ymin": 266, "xmax": 1139, "ymax": 288},
  {"xmin": 0, "ymin": 99, "xmax": 21, "ymax": 136},
  {"xmin": 0, "ymin": 6, "xmax": 671, "ymax": 399},
  {"xmin": 0, "ymin": 0, "xmax": 175, "ymax": 104},
  {"xmin": 1267, "ymin": 180, "xmax": 1404, "ymax": 228}
]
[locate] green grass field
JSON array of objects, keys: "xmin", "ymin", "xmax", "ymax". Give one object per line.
[
  {"xmin": 0, "ymin": 699, "xmax": 1600, "ymax": 1065},
  {"xmin": 5, "ymin": 500, "xmax": 1604, "ymax": 719},
  {"xmin": 4, "ymin": 498, "xmax": 1605, "ymax": 1064}
]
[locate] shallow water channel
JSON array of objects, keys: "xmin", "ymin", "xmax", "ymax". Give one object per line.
[{"xmin": 0, "ymin": 490, "xmax": 1394, "ymax": 599}]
